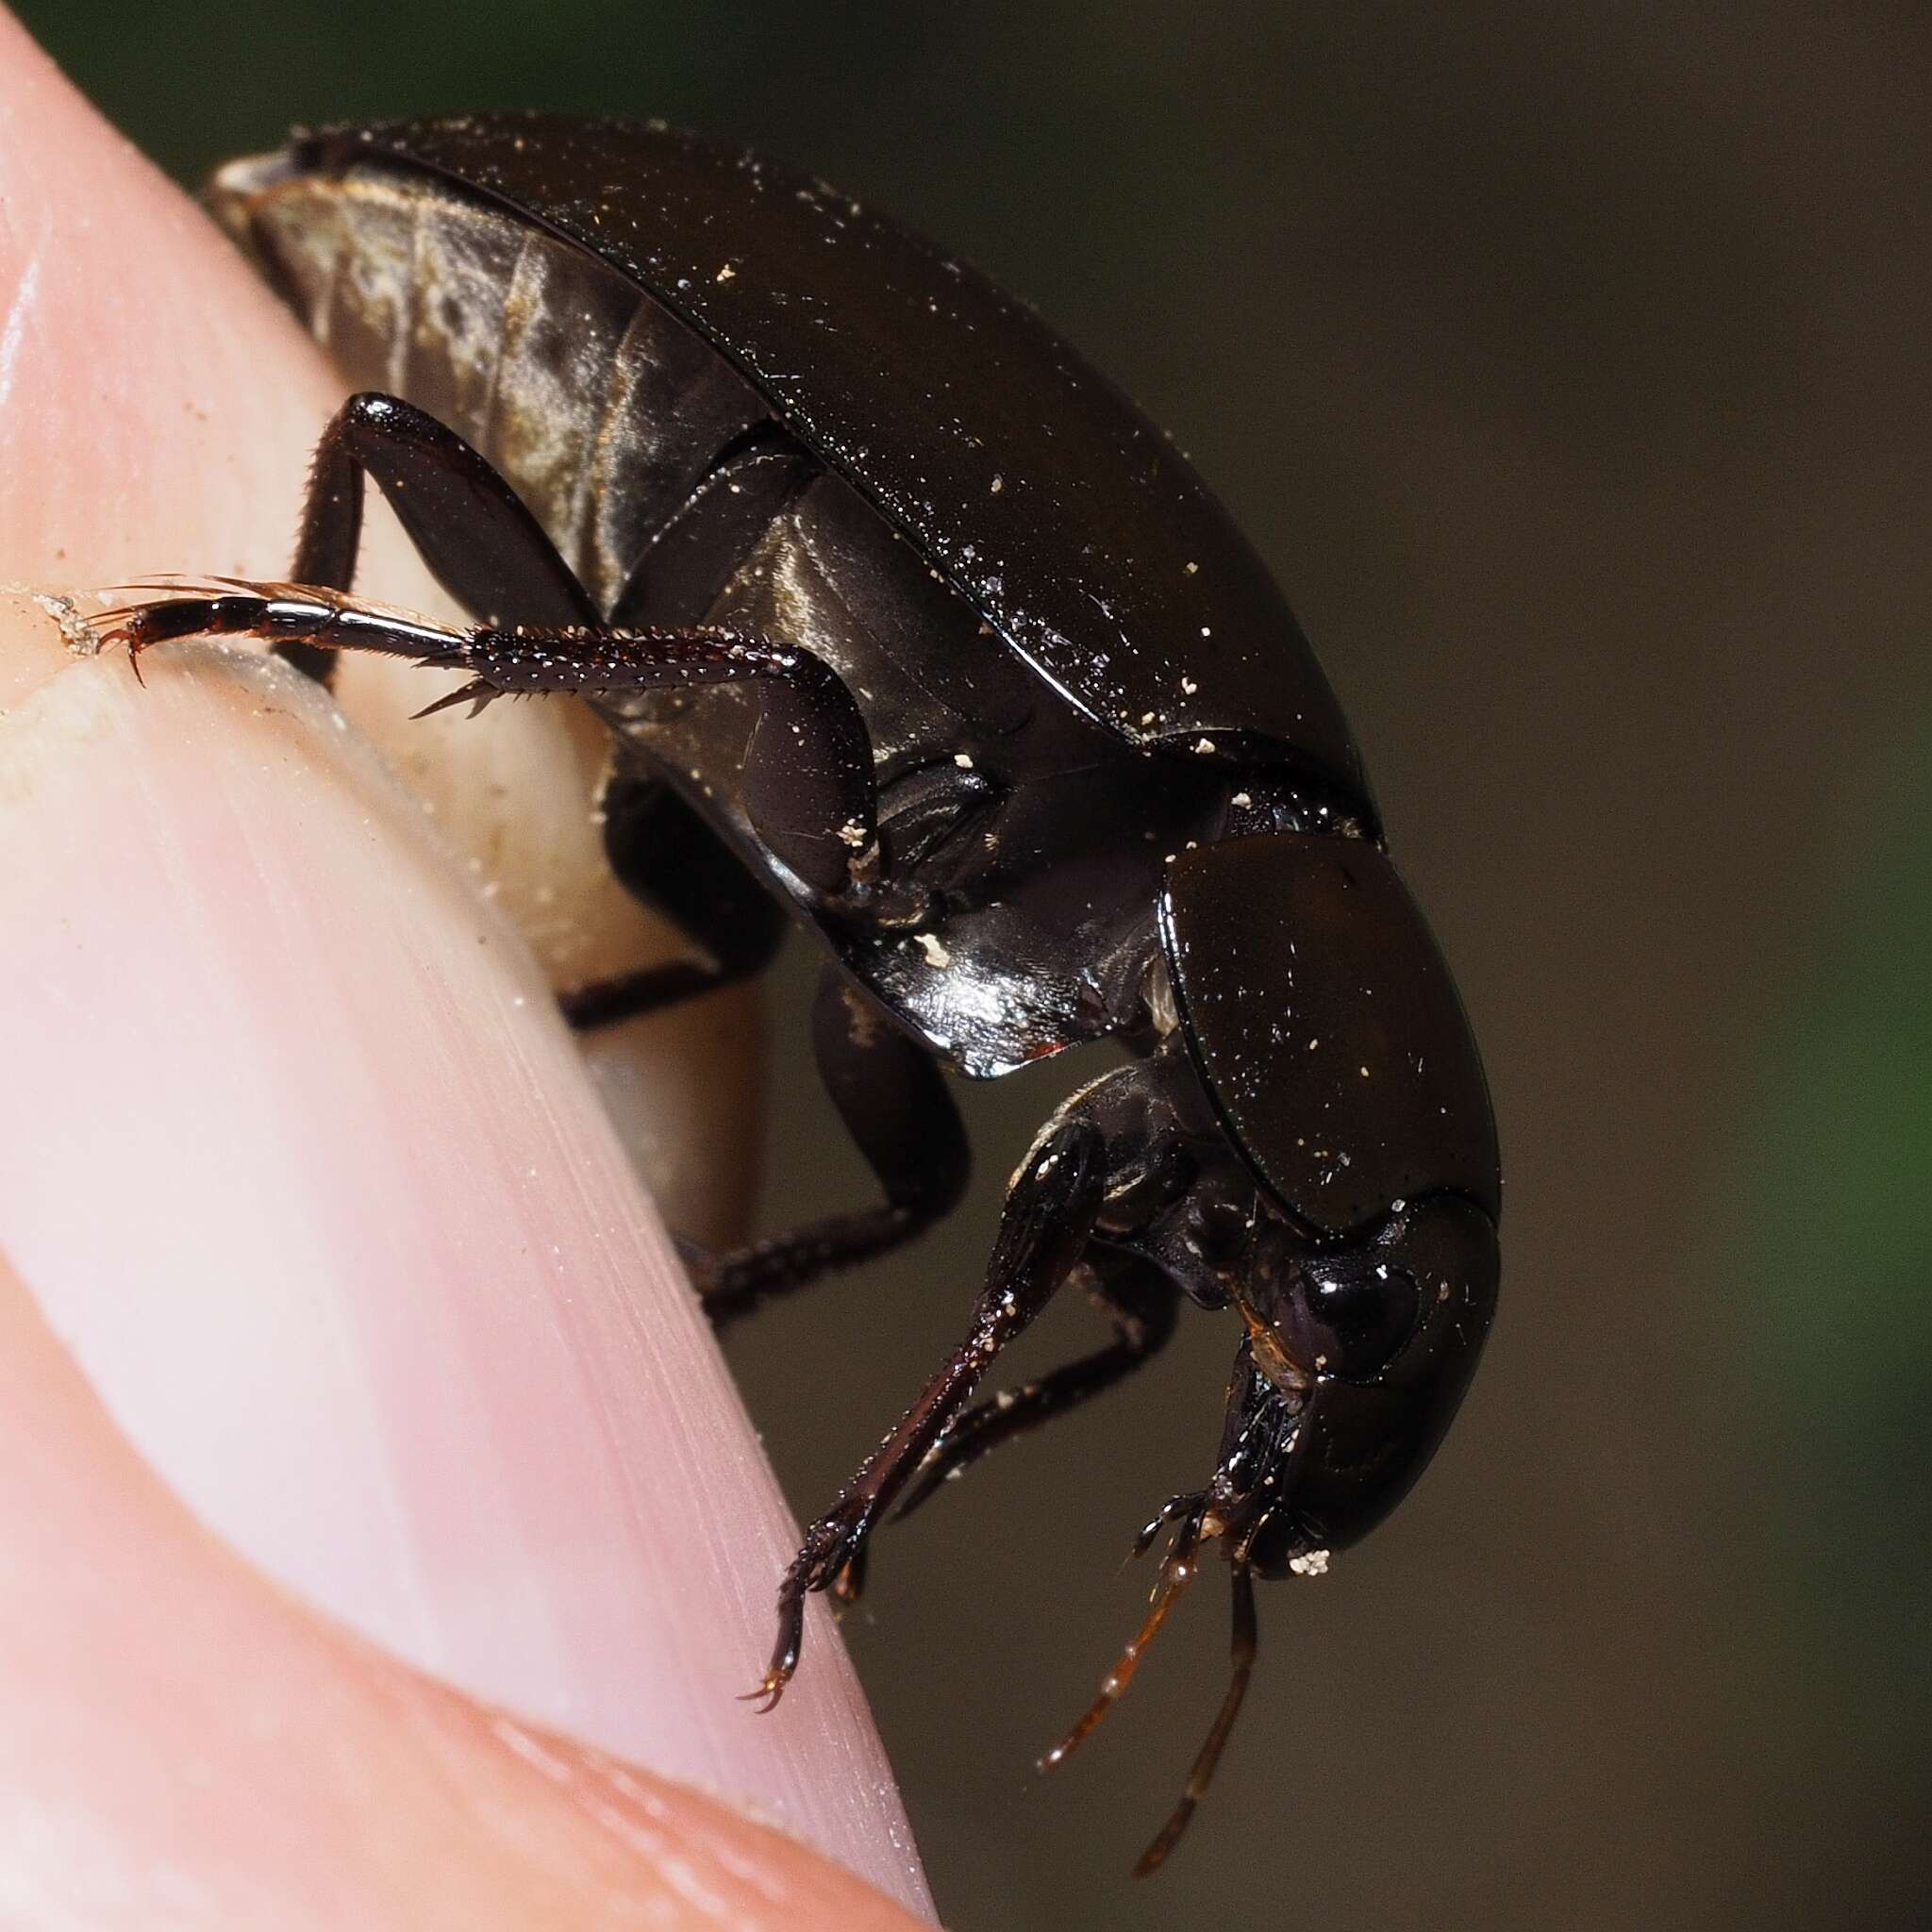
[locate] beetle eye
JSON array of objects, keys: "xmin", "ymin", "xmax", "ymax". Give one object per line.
[{"xmin": 1287, "ymin": 1256, "xmax": 1421, "ymax": 1380}]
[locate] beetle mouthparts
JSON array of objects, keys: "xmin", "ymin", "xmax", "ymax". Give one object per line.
[{"xmin": 1236, "ymin": 1296, "xmax": 1313, "ymax": 1396}]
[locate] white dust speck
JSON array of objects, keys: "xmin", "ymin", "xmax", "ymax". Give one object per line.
[
  {"xmin": 917, "ymin": 932, "xmax": 953, "ymax": 969},
  {"xmin": 1289, "ymin": 1549, "xmax": 1331, "ymax": 1577},
  {"xmin": 33, "ymin": 591, "xmax": 99, "ymax": 657}
]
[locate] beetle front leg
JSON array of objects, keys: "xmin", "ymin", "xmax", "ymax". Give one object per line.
[
  {"xmin": 888, "ymin": 1249, "xmax": 1179, "ymax": 1523},
  {"xmin": 749, "ymin": 1117, "xmax": 1107, "ymax": 1708}
]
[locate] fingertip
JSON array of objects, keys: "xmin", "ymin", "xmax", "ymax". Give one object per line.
[
  {"xmin": 0, "ymin": 11, "xmax": 932, "ymax": 1910},
  {"xmin": 0, "ymin": 633, "xmax": 929, "ymax": 1916},
  {"xmin": 0, "ymin": 1239, "xmax": 931, "ymax": 1929}
]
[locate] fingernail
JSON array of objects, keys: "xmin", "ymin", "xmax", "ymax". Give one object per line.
[{"xmin": 0, "ymin": 642, "xmax": 931, "ymax": 1917}]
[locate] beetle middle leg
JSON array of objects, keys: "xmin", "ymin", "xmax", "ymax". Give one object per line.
[
  {"xmin": 558, "ymin": 768, "xmax": 791, "ymax": 1029},
  {"xmin": 750, "ymin": 1116, "xmax": 1107, "ymax": 1707},
  {"xmin": 695, "ymin": 964, "xmax": 970, "ymax": 1328},
  {"xmin": 94, "ymin": 582, "xmax": 963, "ymax": 1301}
]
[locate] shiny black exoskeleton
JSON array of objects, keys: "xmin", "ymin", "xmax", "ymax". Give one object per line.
[{"xmin": 101, "ymin": 114, "xmax": 1501, "ymax": 1873}]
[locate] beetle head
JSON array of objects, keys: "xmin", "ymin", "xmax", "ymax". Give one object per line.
[
  {"xmin": 1233, "ymin": 1191, "xmax": 1498, "ymax": 1569},
  {"xmin": 1157, "ymin": 827, "xmax": 1501, "ymax": 1564}
]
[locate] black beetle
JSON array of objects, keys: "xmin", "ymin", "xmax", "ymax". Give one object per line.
[{"xmin": 96, "ymin": 113, "xmax": 1501, "ymax": 1873}]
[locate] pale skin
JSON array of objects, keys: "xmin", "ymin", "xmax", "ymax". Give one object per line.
[{"xmin": 0, "ymin": 10, "xmax": 935, "ymax": 1924}]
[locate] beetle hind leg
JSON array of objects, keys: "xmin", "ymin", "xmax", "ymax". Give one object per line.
[
  {"xmin": 279, "ymin": 390, "xmax": 601, "ymax": 685},
  {"xmin": 94, "ymin": 579, "xmax": 881, "ymax": 900}
]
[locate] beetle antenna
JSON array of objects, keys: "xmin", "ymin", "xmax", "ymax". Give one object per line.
[
  {"xmin": 1040, "ymin": 1506, "xmax": 1206, "ymax": 1773},
  {"xmin": 1127, "ymin": 1490, "xmax": 1202, "ymax": 1565},
  {"xmin": 1131, "ymin": 1557, "xmax": 1259, "ymax": 1876}
]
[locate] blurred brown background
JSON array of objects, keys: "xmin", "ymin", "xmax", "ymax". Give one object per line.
[{"xmin": 25, "ymin": 3, "xmax": 1930, "ymax": 1925}]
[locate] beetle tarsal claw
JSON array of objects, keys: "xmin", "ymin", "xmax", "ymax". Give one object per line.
[
  {"xmin": 738, "ymin": 1670, "xmax": 789, "ymax": 1714},
  {"xmin": 410, "ymin": 677, "xmax": 502, "ymax": 721}
]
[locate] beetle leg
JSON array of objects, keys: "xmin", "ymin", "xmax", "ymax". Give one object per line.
[
  {"xmin": 135, "ymin": 393, "xmax": 791, "ymax": 1030},
  {"xmin": 889, "ymin": 1250, "xmax": 1178, "ymax": 1523},
  {"xmin": 558, "ymin": 767, "xmax": 790, "ymax": 1029},
  {"xmin": 828, "ymin": 1544, "xmax": 869, "ymax": 1613},
  {"xmin": 698, "ymin": 967, "xmax": 969, "ymax": 1328},
  {"xmin": 257, "ymin": 392, "xmax": 803, "ymax": 1025},
  {"xmin": 280, "ymin": 391, "xmax": 599, "ymax": 685},
  {"xmin": 747, "ymin": 1117, "xmax": 1106, "ymax": 1709},
  {"xmin": 93, "ymin": 585, "xmax": 877, "ymax": 898},
  {"xmin": 466, "ymin": 615, "xmax": 880, "ymax": 898}
]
